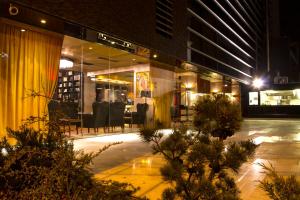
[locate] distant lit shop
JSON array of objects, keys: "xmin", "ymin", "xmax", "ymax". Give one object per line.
[{"xmin": 243, "ymin": 83, "xmax": 300, "ymax": 117}]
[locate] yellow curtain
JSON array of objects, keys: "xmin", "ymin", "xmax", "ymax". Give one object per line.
[
  {"xmin": 153, "ymin": 91, "xmax": 173, "ymax": 127},
  {"xmin": 0, "ymin": 20, "xmax": 63, "ymax": 137}
]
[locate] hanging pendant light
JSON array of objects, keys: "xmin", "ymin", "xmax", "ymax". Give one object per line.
[{"xmin": 59, "ymin": 58, "xmax": 74, "ymax": 69}]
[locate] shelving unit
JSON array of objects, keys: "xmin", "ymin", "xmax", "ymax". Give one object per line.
[{"xmin": 54, "ymin": 70, "xmax": 83, "ymax": 108}]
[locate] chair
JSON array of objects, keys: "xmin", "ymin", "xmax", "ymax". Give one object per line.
[
  {"xmin": 108, "ymin": 102, "xmax": 125, "ymax": 132},
  {"xmin": 48, "ymin": 100, "xmax": 61, "ymax": 122},
  {"xmin": 132, "ymin": 103, "xmax": 149, "ymax": 126},
  {"xmin": 60, "ymin": 102, "xmax": 78, "ymax": 119},
  {"xmin": 81, "ymin": 102, "xmax": 109, "ymax": 133},
  {"xmin": 48, "ymin": 101, "xmax": 81, "ymax": 135}
]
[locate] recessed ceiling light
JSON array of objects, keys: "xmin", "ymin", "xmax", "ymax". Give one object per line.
[
  {"xmin": 132, "ymin": 58, "xmax": 136, "ymax": 61},
  {"xmin": 153, "ymin": 54, "xmax": 158, "ymax": 58},
  {"xmin": 89, "ymin": 47, "xmax": 93, "ymax": 50},
  {"xmin": 111, "ymin": 41, "xmax": 115, "ymax": 45},
  {"xmin": 40, "ymin": 19, "xmax": 47, "ymax": 24},
  {"xmin": 20, "ymin": 29, "xmax": 26, "ymax": 32}
]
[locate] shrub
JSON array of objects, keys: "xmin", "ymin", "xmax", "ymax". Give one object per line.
[
  {"xmin": 0, "ymin": 121, "xmax": 144, "ymax": 200},
  {"xmin": 259, "ymin": 163, "xmax": 300, "ymax": 200},
  {"xmin": 140, "ymin": 127, "xmax": 257, "ymax": 200},
  {"xmin": 193, "ymin": 94, "xmax": 242, "ymax": 140}
]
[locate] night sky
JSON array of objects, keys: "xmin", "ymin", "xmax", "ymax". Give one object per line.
[{"xmin": 280, "ymin": 0, "xmax": 300, "ymax": 39}]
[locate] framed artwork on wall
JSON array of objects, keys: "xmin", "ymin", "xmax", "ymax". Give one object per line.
[{"xmin": 136, "ymin": 71, "xmax": 150, "ymax": 97}]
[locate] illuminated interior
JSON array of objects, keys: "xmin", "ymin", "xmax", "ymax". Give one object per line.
[
  {"xmin": 249, "ymin": 92, "xmax": 259, "ymax": 105},
  {"xmin": 0, "ymin": 20, "xmax": 242, "ymax": 136},
  {"xmin": 260, "ymin": 89, "xmax": 300, "ymax": 105}
]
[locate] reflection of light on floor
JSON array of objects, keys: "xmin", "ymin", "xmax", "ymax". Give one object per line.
[
  {"xmin": 253, "ymin": 136, "xmax": 282, "ymax": 145},
  {"xmin": 84, "ymin": 133, "xmax": 140, "ymax": 143},
  {"xmin": 248, "ymin": 128, "xmax": 273, "ymax": 136},
  {"xmin": 237, "ymin": 158, "xmax": 265, "ymax": 183},
  {"xmin": 248, "ymin": 131, "xmax": 256, "ymax": 136},
  {"xmin": 141, "ymin": 158, "xmax": 152, "ymax": 167},
  {"xmin": 293, "ymin": 133, "xmax": 300, "ymax": 141},
  {"xmin": 82, "ymin": 129, "xmax": 174, "ymax": 143},
  {"xmin": 131, "ymin": 157, "xmax": 153, "ymax": 172},
  {"xmin": 157, "ymin": 129, "xmax": 173, "ymax": 135},
  {"xmin": 252, "ymin": 158, "xmax": 265, "ymax": 172}
]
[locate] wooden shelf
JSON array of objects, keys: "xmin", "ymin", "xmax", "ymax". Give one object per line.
[{"xmin": 54, "ymin": 70, "xmax": 83, "ymax": 108}]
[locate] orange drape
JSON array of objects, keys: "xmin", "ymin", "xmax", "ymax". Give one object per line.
[
  {"xmin": 0, "ymin": 20, "xmax": 63, "ymax": 137},
  {"xmin": 154, "ymin": 91, "xmax": 173, "ymax": 127}
]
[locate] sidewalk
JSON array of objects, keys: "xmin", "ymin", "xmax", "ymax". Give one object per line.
[{"xmin": 94, "ymin": 153, "xmax": 270, "ymax": 200}]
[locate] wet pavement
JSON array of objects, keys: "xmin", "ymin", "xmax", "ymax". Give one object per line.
[{"xmin": 73, "ymin": 119, "xmax": 300, "ymax": 199}]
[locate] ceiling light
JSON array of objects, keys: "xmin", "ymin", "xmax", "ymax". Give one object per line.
[
  {"xmin": 111, "ymin": 41, "xmax": 115, "ymax": 45},
  {"xmin": 132, "ymin": 58, "xmax": 136, "ymax": 61},
  {"xmin": 89, "ymin": 47, "xmax": 93, "ymax": 50},
  {"xmin": 59, "ymin": 58, "xmax": 74, "ymax": 69},
  {"xmin": 20, "ymin": 29, "xmax": 26, "ymax": 32},
  {"xmin": 40, "ymin": 19, "xmax": 47, "ymax": 24},
  {"xmin": 153, "ymin": 54, "xmax": 158, "ymax": 58}
]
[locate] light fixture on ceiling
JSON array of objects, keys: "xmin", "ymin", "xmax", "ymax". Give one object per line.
[
  {"xmin": 20, "ymin": 29, "xmax": 26, "ymax": 32},
  {"xmin": 153, "ymin": 54, "xmax": 158, "ymax": 58},
  {"xmin": 59, "ymin": 58, "xmax": 74, "ymax": 69},
  {"xmin": 40, "ymin": 19, "xmax": 47, "ymax": 24},
  {"xmin": 111, "ymin": 41, "xmax": 115, "ymax": 45},
  {"xmin": 89, "ymin": 47, "xmax": 93, "ymax": 50}
]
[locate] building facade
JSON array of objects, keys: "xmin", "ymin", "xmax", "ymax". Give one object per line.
[
  {"xmin": 0, "ymin": 0, "xmax": 266, "ymax": 136},
  {"xmin": 242, "ymin": 0, "xmax": 300, "ymax": 117}
]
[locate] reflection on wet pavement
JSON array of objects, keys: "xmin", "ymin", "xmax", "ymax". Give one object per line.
[
  {"xmin": 94, "ymin": 154, "xmax": 169, "ymax": 199},
  {"xmin": 75, "ymin": 119, "xmax": 300, "ymax": 199}
]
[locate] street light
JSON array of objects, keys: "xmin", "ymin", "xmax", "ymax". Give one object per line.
[{"xmin": 252, "ymin": 78, "xmax": 263, "ymax": 89}]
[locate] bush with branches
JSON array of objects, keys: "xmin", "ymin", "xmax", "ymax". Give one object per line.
[
  {"xmin": 193, "ymin": 94, "xmax": 242, "ymax": 140},
  {"xmin": 0, "ymin": 116, "xmax": 144, "ymax": 200},
  {"xmin": 140, "ymin": 94, "xmax": 257, "ymax": 200},
  {"xmin": 259, "ymin": 163, "xmax": 300, "ymax": 200}
]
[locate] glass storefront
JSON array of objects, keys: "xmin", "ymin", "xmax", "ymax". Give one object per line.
[
  {"xmin": 0, "ymin": 19, "xmax": 241, "ymax": 136},
  {"xmin": 248, "ymin": 89, "xmax": 300, "ymax": 106},
  {"xmin": 57, "ymin": 35, "xmax": 155, "ymax": 134},
  {"xmin": 249, "ymin": 92, "xmax": 259, "ymax": 105},
  {"xmin": 260, "ymin": 90, "xmax": 300, "ymax": 106}
]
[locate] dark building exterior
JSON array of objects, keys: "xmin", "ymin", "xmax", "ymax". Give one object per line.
[
  {"xmin": 0, "ymin": 0, "xmax": 267, "ymax": 135},
  {"xmin": 187, "ymin": 0, "xmax": 266, "ymax": 84},
  {"xmin": 242, "ymin": 0, "xmax": 300, "ymax": 117},
  {"xmin": 1, "ymin": 0, "xmax": 266, "ymax": 81}
]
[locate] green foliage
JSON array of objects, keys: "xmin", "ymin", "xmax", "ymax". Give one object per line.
[
  {"xmin": 0, "ymin": 123, "xmax": 144, "ymax": 200},
  {"xmin": 259, "ymin": 163, "xmax": 300, "ymax": 200},
  {"xmin": 139, "ymin": 94, "xmax": 256, "ymax": 199},
  {"xmin": 140, "ymin": 127, "xmax": 257, "ymax": 200},
  {"xmin": 193, "ymin": 94, "xmax": 242, "ymax": 140}
]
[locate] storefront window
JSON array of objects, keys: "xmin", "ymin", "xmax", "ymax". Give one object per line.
[
  {"xmin": 260, "ymin": 90, "xmax": 300, "ymax": 106},
  {"xmin": 1, "ymin": 19, "xmax": 241, "ymax": 137},
  {"xmin": 249, "ymin": 92, "xmax": 258, "ymax": 105}
]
